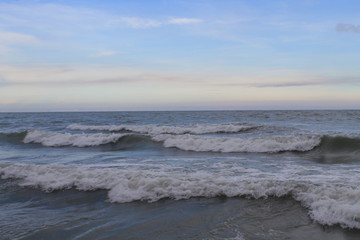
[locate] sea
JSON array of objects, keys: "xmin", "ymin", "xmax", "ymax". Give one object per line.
[{"xmin": 1, "ymin": 110, "xmax": 360, "ymax": 240}]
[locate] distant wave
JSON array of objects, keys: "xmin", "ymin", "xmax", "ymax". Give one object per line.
[
  {"xmin": 67, "ymin": 123, "xmax": 258, "ymax": 135},
  {"xmin": 1, "ymin": 162, "xmax": 360, "ymax": 229}
]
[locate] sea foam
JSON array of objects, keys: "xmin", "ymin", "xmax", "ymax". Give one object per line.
[
  {"xmin": 1, "ymin": 162, "xmax": 360, "ymax": 229},
  {"xmin": 21, "ymin": 129, "xmax": 321, "ymax": 153},
  {"xmin": 152, "ymin": 134, "xmax": 321, "ymax": 153},
  {"xmin": 23, "ymin": 130, "xmax": 128, "ymax": 147},
  {"xmin": 67, "ymin": 123, "xmax": 256, "ymax": 135}
]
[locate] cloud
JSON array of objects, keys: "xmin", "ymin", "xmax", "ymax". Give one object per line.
[
  {"xmin": 0, "ymin": 31, "xmax": 40, "ymax": 54},
  {"xmin": 117, "ymin": 17, "xmax": 162, "ymax": 29},
  {"xmin": 90, "ymin": 51, "xmax": 117, "ymax": 57},
  {"xmin": 0, "ymin": 45, "xmax": 11, "ymax": 53},
  {"xmin": 253, "ymin": 81, "xmax": 323, "ymax": 88},
  {"xmin": 0, "ymin": 2, "xmax": 203, "ymax": 32},
  {"xmin": 114, "ymin": 17, "xmax": 203, "ymax": 29},
  {"xmin": 0, "ymin": 31, "xmax": 39, "ymax": 44},
  {"xmin": 168, "ymin": 18, "xmax": 203, "ymax": 24},
  {"xmin": 0, "ymin": 64, "xmax": 200, "ymax": 86},
  {"xmin": 213, "ymin": 75, "xmax": 360, "ymax": 89},
  {"xmin": 250, "ymin": 77, "xmax": 360, "ymax": 88},
  {"xmin": 4, "ymin": 63, "xmax": 358, "ymax": 92},
  {"xmin": 336, "ymin": 23, "xmax": 360, "ymax": 34}
]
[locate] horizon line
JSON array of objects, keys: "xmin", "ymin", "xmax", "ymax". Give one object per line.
[{"xmin": 1, "ymin": 108, "xmax": 359, "ymax": 113}]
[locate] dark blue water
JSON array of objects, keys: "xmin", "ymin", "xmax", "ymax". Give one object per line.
[{"xmin": 1, "ymin": 110, "xmax": 360, "ymax": 239}]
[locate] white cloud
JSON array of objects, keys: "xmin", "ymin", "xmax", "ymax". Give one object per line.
[
  {"xmin": 117, "ymin": 17, "xmax": 162, "ymax": 29},
  {"xmin": 0, "ymin": 45, "xmax": 11, "ymax": 53},
  {"xmin": 90, "ymin": 51, "xmax": 117, "ymax": 57},
  {"xmin": 114, "ymin": 17, "xmax": 203, "ymax": 29},
  {"xmin": 0, "ymin": 31, "xmax": 39, "ymax": 44},
  {"xmin": 168, "ymin": 18, "xmax": 203, "ymax": 24},
  {"xmin": 0, "ymin": 2, "xmax": 204, "ymax": 33},
  {"xmin": 0, "ymin": 64, "xmax": 197, "ymax": 86},
  {"xmin": 0, "ymin": 31, "xmax": 40, "ymax": 54}
]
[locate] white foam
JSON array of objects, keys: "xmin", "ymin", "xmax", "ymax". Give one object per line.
[
  {"xmin": 23, "ymin": 130, "xmax": 128, "ymax": 147},
  {"xmin": 1, "ymin": 162, "xmax": 360, "ymax": 229},
  {"xmin": 67, "ymin": 123, "xmax": 256, "ymax": 135},
  {"xmin": 152, "ymin": 134, "xmax": 321, "ymax": 153}
]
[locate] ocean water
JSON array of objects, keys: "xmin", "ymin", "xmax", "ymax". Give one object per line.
[{"xmin": 1, "ymin": 110, "xmax": 360, "ymax": 240}]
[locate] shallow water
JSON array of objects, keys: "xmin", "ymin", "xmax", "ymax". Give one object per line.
[{"xmin": 1, "ymin": 110, "xmax": 360, "ymax": 239}]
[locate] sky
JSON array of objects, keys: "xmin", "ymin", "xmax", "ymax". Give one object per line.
[{"xmin": 0, "ymin": 0, "xmax": 360, "ymax": 111}]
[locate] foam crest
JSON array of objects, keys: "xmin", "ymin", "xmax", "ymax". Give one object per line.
[
  {"xmin": 67, "ymin": 123, "xmax": 256, "ymax": 135},
  {"xmin": 23, "ymin": 130, "xmax": 128, "ymax": 147},
  {"xmin": 152, "ymin": 134, "xmax": 321, "ymax": 153},
  {"xmin": 1, "ymin": 162, "xmax": 360, "ymax": 229}
]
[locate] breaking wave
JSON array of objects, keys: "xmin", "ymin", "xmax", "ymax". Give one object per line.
[
  {"xmin": 0, "ymin": 131, "xmax": 27, "ymax": 143},
  {"xmin": 1, "ymin": 162, "xmax": 360, "ymax": 229},
  {"xmin": 67, "ymin": 123, "xmax": 257, "ymax": 135},
  {"xmin": 23, "ymin": 130, "xmax": 129, "ymax": 147},
  {"xmin": 320, "ymin": 135, "xmax": 360, "ymax": 153},
  {"xmin": 1, "ymin": 129, "xmax": 360, "ymax": 154},
  {"xmin": 152, "ymin": 134, "xmax": 322, "ymax": 153},
  {"xmin": 21, "ymin": 130, "xmax": 321, "ymax": 152}
]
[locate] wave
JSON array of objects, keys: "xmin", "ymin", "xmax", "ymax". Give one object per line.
[
  {"xmin": 2, "ymin": 129, "xmax": 360, "ymax": 154},
  {"xmin": 320, "ymin": 135, "xmax": 360, "ymax": 153},
  {"xmin": 1, "ymin": 162, "xmax": 360, "ymax": 229},
  {"xmin": 152, "ymin": 134, "xmax": 360, "ymax": 154},
  {"xmin": 301, "ymin": 135, "xmax": 360, "ymax": 163},
  {"xmin": 21, "ymin": 130, "xmax": 322, "ymax": 152},
  {"xmin": 67, "ymin": 123, "xmax": 257, "ymax": 135},
  {"xmin": 152, "ymin": 134, "xmax": 322, "ymax": 153},
  {"xmin": 23, "ymin": 130, "xmax": 129, "ymax": 147},
  {"xmin": 0, "ymin": 131, "xmax": 27, "ymax": 143}
]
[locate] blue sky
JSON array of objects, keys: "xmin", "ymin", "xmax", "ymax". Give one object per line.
[{"xmin": 0, "ymin": 0, "xmax": 359, "ymax": 111}]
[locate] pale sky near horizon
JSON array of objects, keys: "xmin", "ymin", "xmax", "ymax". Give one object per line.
[{"xmin": 0, "ymin": 0, "xmax": 360, "ymax": 111}]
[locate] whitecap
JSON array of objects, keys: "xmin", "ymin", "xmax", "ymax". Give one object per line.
[
  {"xmin": 67, "ymin": 123, "xmax": 257, "ymax": 135},
  {"xmin": 152, "ymin": 134, "xmax": 321, "ymax": 153},
  {"xmin": 1, "ymin": 162, "xmax": 360, "ymax": 229},
  {"xmin": 23, "ymin": 130, "xmax": 128, "ymax": 147}
]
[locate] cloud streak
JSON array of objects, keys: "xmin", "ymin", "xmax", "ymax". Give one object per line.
[
  {"xmin": 90, "ymin": 51, "xmax": 117, "ymax": 57},
  {"xmin": 168, "ymin": 18, "xmax": 203, "ymax": 24},
  {"xmin": 336, "ymin": 23, "xmax": 360, "ymax": 34},
  {"xmin": 248, "ymin": 77, "xmax": 360, "ymax": 88},
  {"xmin": 0, "ymin": 3, "xmax": 203, "ymax": 31},
  {"xmin": 117, "ymin": 17, "xmax": 162, "ymax": 29},
  {"xmin": 0, "ymin": 64, "xmax": 201, "ymax": 87},
  {"xmin": 2, "ymin": 63, "xmax": 358, "ymax": 91},
  {"xmin": 0, "ymin": 31, "xmax": 39, "ymax": 44},
  {"xmin": 115, "ymin": 17, "xmax": 203, "ymax": 29}
]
